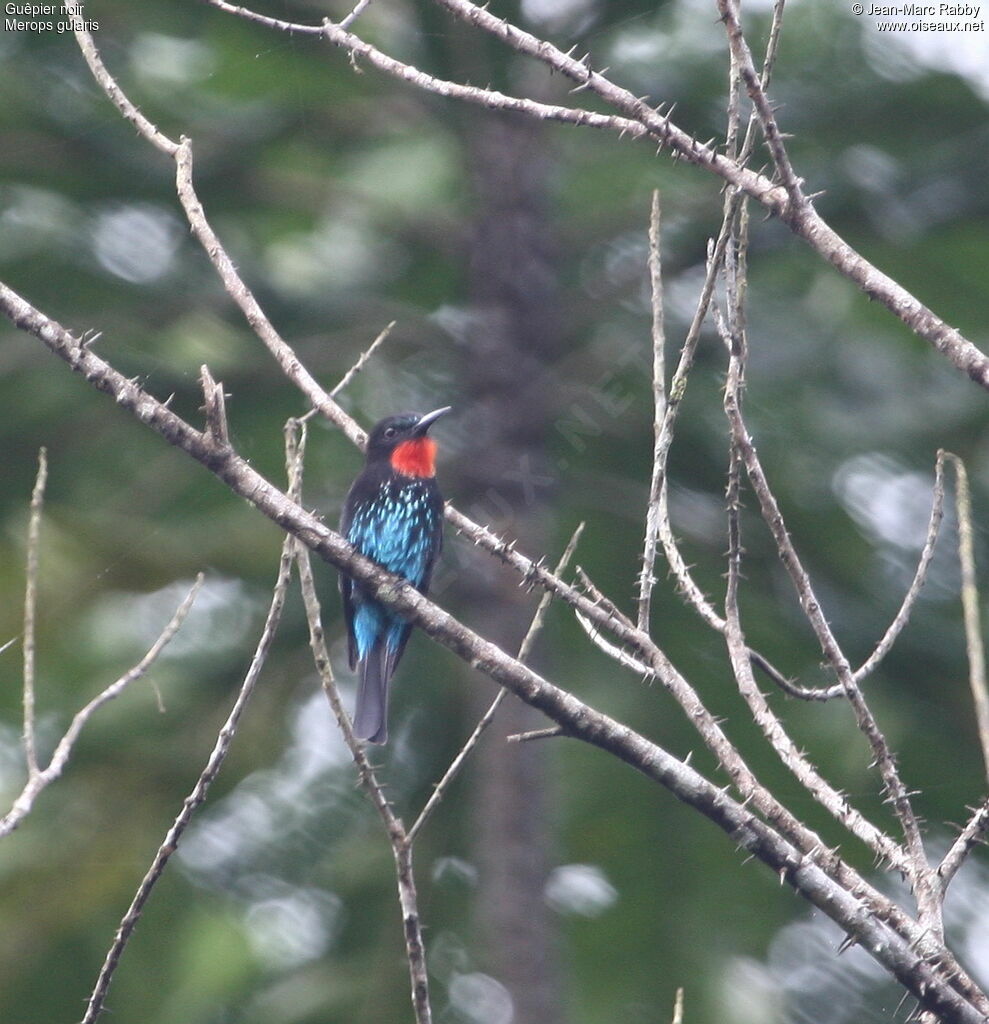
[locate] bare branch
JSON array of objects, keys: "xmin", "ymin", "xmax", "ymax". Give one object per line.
[
  {"xmin": 289, "ymin": 426, "xmax": 399, "ymax": 825},
  {"xmin": 424, "ymin": 0, "xmax": 989, "ymax": 387},
  {"xmin": 329, "ymin": 321, "xmax": 395, "ymax": 398},
  {"xmin": 1, "ymin": 443, "xmax": 202, "ymax": 843},
  {"xmin": 1, "ymin": 576, "xmax": 203, "ymax": 841},
  {"xmin": 929, "ymin": 452, "xmax": 989, "ymax": 893},
  {"xmin": 82, "ymin": 423, "xmax": 311, "ymax": 1023},
  {"xmin": 652, "ymin": 0, "xmax": 788, "ymax": 646},
  {"xmin": 939, "ymin": 799, "xmax": 989, "ymax": 891},
  {"xmin": 426, "ymin": 0, "xmax": 784, "ymax": 201},
  {"xmin": 754, "ymin": 453, "xmax": 946, "ymax": 701},
  {"xmin": 204, "ymin": 0, "xmax": 654, "ymax": 142},
  {"xmin": 644, "ymin": 196, "xmax": 804, "ymax": 704},
  {"xmin": 339, "ymin": 0, "xmax": 374, "ymax": 30},
  {"xmin": 583, "ymin": 546, "xmax": 913, "ymax": 884},
  {"xmin": 22, "ymin": 447, "xmax": 46, "ymax": 776},
  {"xmin": 722, "ymin": 344, "xmax": 946, "ymax": 939},
  {"xmin": 637, "ymin": 192, "xmax": 667, "ymax": 631},
  {"xmin": 4, "ymin": 281, "xmax": 985, "ymax": 1021},
  {"xmin": 575, "ymin": 567, "xmax": 637, "ymax": 631},
  {"xmin": 81, "ymin": 555, "xmax": 288, "ymax": 1023},
  {"xmin": 507, "ymin": 726, "xmax": 564, "ymax": 743},
  {"xmin": 200, "ymin": 364, "xmax": 231, "ymax": 450},
  {"xmin": 574, "ymin": 608, "xmax": 655, "ymax": 677},
  {"xmin": 854, "ymin": 454, "xmax": 947, "ymax": 684},
  {"xmin": 518, "ymin": 525, "xmax": 585, "ymax": 663},
  {"xmin": 71, "ymin": 2, "xmax": 178, "ymax": 156},
  {"xmin": 945, "ymin": 453, "xmax": 989, "ymax": 782},
  {"xmin": 392, "ymin": 839, "xmax": 431, "ymax": 1024},
  {"xmin": 197, "ymin": 0, "xmax": 989, "ymax": 393},
  {"xmin": 287, "ymin": 419, "xmax": 432, "ymax": 1024},
  {"xmin": 719, "ymin": 221, "xmax": 905, "ymax": 871},
  {"xmin": 409, "ymin": 522, "xmax": 585, "ymax": 843},
  {"xmin": 716, "ymin": 0, "xmax": 806, "ymax": 209},
  {"xmin": 172, "ymin": 139, "xmax": 364, "ymax": 447}
]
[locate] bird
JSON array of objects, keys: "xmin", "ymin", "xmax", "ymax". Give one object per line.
[{"xmin": 340, "ymin": 406, "xmax": 450, "ymax": 744}]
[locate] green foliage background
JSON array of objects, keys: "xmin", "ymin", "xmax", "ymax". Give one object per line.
[{"xmin": 1, "ymin": 1, "xmax": 988, "ymax": 1022}]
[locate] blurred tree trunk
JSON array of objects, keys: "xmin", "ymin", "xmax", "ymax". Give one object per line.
[{"xmin": 454, "ymin": 109, "xmax": 566, "ymax": 1024}]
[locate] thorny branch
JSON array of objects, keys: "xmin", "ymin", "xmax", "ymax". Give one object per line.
[
  {"xmin": 4, "ymin": 281, "xmax": 988, "ymax": 1021},
  {"xmin": 0, "ymin": 6, "xmax": 982, "ymax": 1020},
  {"xmin": 945, "ymin": 452, "xmax": 989, "ymax": 782},
  {"xmin": 709, "ymin": 153, "xmax": 929, "ymax": 907},
  {"xmin": 723, "ymin": 364, "xmax": 949, "ymax": 940},
  {"xmin": 716, "ymin": 0, "xmax": 806, "ymax": 210},
  {"xmin": 940, "ymin": 798, "xmax": 989, "ymax": 891},
  {"xmin": 936, "ymin": 452, "xmax": 989, "ymax": 890},
  {"xmin": 64, "ymin": 8, "xmax": 967, "ymax": 758},
  {"xmin": 77, "ymin": 405, "xmax": 307, "ymax": 1023},
  {"xmin": 710, "ymin": 1, "xmax": 952, "ymax": 952},
  {"xmin": 636, "ymin": 192, "xmax": 666, "ymax": 632},
  {"xmin": 7, "ymin": 276, "xmax": 989, "ymax": 1019},
  {"xmin": 288, "ymin": 419, "xmax": 433, "ymax": 1024},
  {"xmin": 21, "ymin": 447, "xmax": 46, "ymax": 776},
  {"xmin": 329, "ymin": 321, "xmax": 394, "ymax": 398},
  {"xmin": 854, "ymin": 455, "xmax": 948, "ymax": 684},
  {"xmin": 71, "ymin": 0, "xmax": 764, "ymax": 760},
  {"xmin": 734, "ymin": 452, "xmax": 946, "ymax": 703},
  {"xmin": 408, "ymin": 521, "xmax": 585, "ymax": 844},
  {"xmin": 715, "ymin": 197, "xmax": 905, "ymax": 883},
  {"xmin": 205, "ymin": 0, "xmax": 989, "ymax": 390},
  {"xmin": 81, "ymin": 548, "xmax": 291, "ymax": 1024},
  {"xmin": 1, "ymin": 458, "xmax": 203, "ymax": 842},
  {"xmin": 640, "ymin": 0, "xmax": 807, "ymax": 698}
]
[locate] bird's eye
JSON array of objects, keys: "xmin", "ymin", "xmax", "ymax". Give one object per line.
[{"xmin": 384, "ymin": 426, "xmax": 397, "ymax": 439}]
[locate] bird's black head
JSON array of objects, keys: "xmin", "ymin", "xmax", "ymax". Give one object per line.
[{"xmin": 365, "ymin": 406, "xmax": 451, "ymax": 464}]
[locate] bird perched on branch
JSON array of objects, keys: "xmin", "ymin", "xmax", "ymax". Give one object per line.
[{"xmin": 340, "ymin": 407, "xmax": 450, "ymax": 744}]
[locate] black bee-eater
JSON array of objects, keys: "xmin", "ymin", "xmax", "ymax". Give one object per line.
[{"xmin": 340, "ymin": 407, "xmax": 450, "ymax": 744}]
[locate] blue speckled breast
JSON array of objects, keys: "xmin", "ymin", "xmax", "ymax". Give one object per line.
[{"xmin": 346, "ymin": 479, "xmax": 441, "ymax": 590}]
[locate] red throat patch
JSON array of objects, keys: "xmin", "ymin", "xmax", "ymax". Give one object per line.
[{"xmin": 391, "ymin": 438, "xmax": 437, "ymax": 477}]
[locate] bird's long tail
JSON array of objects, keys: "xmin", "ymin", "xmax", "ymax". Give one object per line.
[{"xmin": 354, "ymin": 640, "xmax": 390, "ymax": 744}]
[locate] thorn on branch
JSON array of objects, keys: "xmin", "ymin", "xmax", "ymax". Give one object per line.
[
  {"xmin": 507, "ymin": 725, "xmax": 564, "ymax": 743},
  {"xmin": 200, "ymin": 364, "xmax": 231, "ymax": 449}
]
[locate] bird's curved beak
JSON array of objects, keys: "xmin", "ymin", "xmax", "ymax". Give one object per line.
[{"xmin": 415, "ymin": 406, "xmax": 452, "ymax": 435}]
